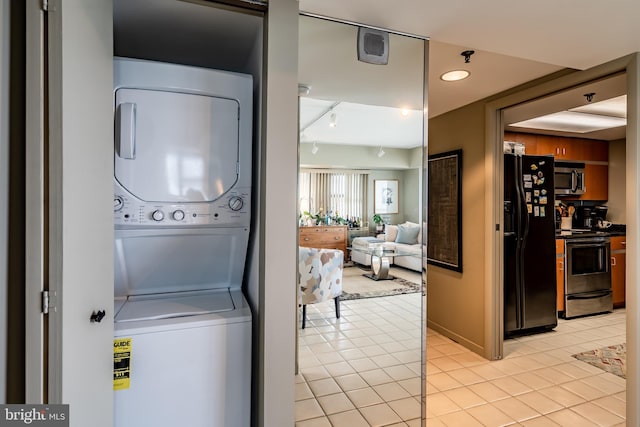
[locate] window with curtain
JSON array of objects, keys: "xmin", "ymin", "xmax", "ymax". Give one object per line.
[{"xmin": 299, "ymin": 170, "xmax": 368, "ymax": 222}]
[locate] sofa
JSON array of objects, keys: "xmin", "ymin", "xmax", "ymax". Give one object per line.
[{"xmin": 351, "ymin": 221, "xmax": 423, "ymax": 272}]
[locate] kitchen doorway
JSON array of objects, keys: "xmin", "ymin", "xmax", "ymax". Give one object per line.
[{"xmin": 488, "ymin": 59, "xmax": 639, "ymax": 423}]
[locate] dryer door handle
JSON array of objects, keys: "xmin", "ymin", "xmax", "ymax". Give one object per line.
[{"xmin": 116, "ymin": 102, "xmax": 136, "ymax": 159}]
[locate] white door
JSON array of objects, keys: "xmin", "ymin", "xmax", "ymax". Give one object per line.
[{"xmin": 25, "ymin": 1, "xmax": 114, "ymax": 425}]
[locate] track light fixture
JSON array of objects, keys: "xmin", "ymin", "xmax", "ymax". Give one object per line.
[
  {"xmin": 377, "ymin": 146, "xmax": 386, "ymax": 158},
  {"xmin": 311, "ymin": 141, "xmax": 319, "ymax": 155},
  {"xmin": 329, "ymin": 112, "xmax": 337, "ymax": 128}
]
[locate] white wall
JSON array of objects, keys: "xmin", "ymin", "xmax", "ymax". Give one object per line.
[{"xmin": 0, "ymin": 0, "xmax": 9, "ymax": 404}]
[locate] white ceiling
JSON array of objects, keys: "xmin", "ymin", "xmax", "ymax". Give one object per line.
[
  {"xmin": 115, "ymin": 0, "xmax": 640, "ymax": 149},
  {"xmin": 299, "ymin": 1, "xmax": 640, "ymax": 147},
  {"xmin": 299, "ymin": 0, "xmax": 640, "ymax": 71}
]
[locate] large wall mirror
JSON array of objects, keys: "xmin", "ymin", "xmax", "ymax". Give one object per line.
[{"xmin": 297, "ymin": 14, "xmax": 426, "ymax": 424}]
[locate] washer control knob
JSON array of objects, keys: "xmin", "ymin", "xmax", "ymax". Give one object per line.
[
  {"xmin": 228, "ymin": 196, "xmax": 244, "ymax": 211},
  {"xmin": 114, "ymin": 196, "xmax": 124, "ymax": 212},
  {"xmin": 151, "ymin": 210, "xmax": 165, "ymax": 222},
  {"xmin": 172, "ymin": 210, "xmax": 185, "ymax": 221}
]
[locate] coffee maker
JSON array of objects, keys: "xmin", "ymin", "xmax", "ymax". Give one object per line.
[
  {"xmin": 574, "ymin": 205, "xmax": 609, "ymax": 230},
  {"xmin": 594, "ymin": 205, "xmax": 610, "ymax": 229},
  {"xmin": 574, "ymin": 206, "xmax": 596, "ymax": 230}
]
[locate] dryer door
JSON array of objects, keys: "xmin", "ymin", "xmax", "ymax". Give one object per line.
[{"xmin": 114, "ymin": 88, "xmax": 240, "ymax": 203}]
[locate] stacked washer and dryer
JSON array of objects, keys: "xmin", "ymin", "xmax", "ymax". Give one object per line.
[{"xmin": 112, "ymin": 58, "xmax": 253, "ymax": 427}]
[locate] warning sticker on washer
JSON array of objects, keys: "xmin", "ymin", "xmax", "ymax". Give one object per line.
[{"xmin": 114, "ymin": 338, "xmax": 132, "ymax": 390}]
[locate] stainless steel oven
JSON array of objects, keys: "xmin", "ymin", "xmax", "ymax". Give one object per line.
[{"xmin": 564, "ymin": 236, "xmax": 612, "ymax": 318}]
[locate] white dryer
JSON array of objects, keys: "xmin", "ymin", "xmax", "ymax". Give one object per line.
[{"xmin": 112, "ymin": 58, "xmax": 253, "ymax": 427}]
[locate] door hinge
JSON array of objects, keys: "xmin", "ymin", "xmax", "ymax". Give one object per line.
[
  {"xmin": 41, "ymin": 0, "xmax": 49, "ymax": 12},
  {"xmin": 42, "ymin": 290, "xmax": 50, "ymax": 314}
]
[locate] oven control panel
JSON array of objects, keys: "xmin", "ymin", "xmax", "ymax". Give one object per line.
[{"xmin": 114, "ymin": 186, "xmax": 251, "ymax": 227}]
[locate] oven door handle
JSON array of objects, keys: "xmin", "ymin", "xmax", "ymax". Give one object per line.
[
  {"xmin": 566, "ymin": 242, "xmax": 608, "ymax": 249},
  {"xmin": 566, "ymin": 290, "xmax": 612, "ymax": 300}
]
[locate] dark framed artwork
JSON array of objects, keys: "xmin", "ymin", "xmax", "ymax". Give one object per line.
[{"xmin": 427, "ymin": 149, "xmax": 462, "ymax": 272}]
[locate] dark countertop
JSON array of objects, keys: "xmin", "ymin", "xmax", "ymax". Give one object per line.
[{"xmin": 556, "ymin": 227, "xmax": 626, "ymax": 239}]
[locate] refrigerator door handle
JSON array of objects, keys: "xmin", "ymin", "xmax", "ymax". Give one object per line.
[{"xmin": 515, "ymin": 155, "xmax": 525, "ymax": 329}]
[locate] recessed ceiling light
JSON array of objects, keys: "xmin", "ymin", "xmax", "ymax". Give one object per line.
[
  {"xmin": 401, "ymin": 108, "xmax": 409, "ymax": 116},
  {"xmin": 440, "ymin": 70, "xmax": 470, "ymax": 82}
]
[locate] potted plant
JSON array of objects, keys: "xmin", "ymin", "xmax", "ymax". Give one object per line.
[{"xmin": 373, "ymin": 214, "xmax": 384, "ymax": 232}]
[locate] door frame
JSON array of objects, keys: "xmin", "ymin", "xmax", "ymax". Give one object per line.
[
  {"xmin": 24, "ymin": 0, "xmax": 46, "ymax": 401},
  {"xmin": 486, "ymin": 54, "xmax": 640, "ymax": 424}
]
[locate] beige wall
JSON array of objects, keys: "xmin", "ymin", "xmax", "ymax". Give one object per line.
[
  {"xmin": 427, "ymin": 101, "xmax": 487, "ymax": 354},
  {"xmin": 300, "ymin": 142, "xmax": 417, "ymax": 170},
  {"xmin": 608, "ymin": 138, "xmax": 627, "ymax": 223}
]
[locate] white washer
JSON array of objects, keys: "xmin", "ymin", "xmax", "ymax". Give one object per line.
[
  {"xmin": 114, "ymin": 289, "xmax": 251, "ymax": 427},
  {"xmin": 112, "ymin": 59, "xmax": 253, "ymax": 427}
]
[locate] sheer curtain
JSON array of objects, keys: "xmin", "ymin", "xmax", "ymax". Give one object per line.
[{"xmin": 299, "ymin": 170, "xmax": 368, "ymax": 221}]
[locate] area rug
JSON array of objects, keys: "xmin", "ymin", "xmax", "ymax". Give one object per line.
[
  {"xmin": 572, "ymin": 343, "xmax": 626, "ymax": 379},
  {"xmin": 341, "ymin": 266, "xmax": 422, "ymax": 300}
]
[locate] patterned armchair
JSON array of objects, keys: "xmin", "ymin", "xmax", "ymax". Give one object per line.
[{"xmin": 298, "ymin": 247, "xmax": 344, "ymax": 329}]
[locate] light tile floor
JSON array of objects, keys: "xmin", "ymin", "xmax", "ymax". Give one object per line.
[{"xmin": 296, "ymin": 287, "xmax": 626, "ymax": 426}]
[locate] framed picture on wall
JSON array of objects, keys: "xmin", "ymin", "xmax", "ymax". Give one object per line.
[
  {"xmin": 374, "ymin": 179, "xmax": 399, "ymax": 214},
  {"xmin": 427, "ymin": 149, "xmax": 462, "ymax": 272}
]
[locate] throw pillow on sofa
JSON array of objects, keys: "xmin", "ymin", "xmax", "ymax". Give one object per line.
[
  {"xmin": 384, "ymin": 225, "xmax": 398, "ymax": 242},
  {"xmin": 395, "ymin": 223, "xmax": 420, "ymax": 244}
]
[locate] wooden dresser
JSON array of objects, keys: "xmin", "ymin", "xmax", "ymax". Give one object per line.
[{"xmin": 299, "ymin": 225, "xmax": 348, "ymax": 257}]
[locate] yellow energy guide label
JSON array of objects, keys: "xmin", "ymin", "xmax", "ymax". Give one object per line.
[{"xmin": 113, "ymin": 338, "xmax": 132, "ymax": 390}]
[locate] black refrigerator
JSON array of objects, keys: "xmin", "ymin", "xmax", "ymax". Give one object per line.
[{"xmin": 504, "ymin": 153, "xmax": 557, "ymax": 338}]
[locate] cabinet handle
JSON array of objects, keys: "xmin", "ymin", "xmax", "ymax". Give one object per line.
[
  {"xmin": 559, "ymin": 260, "xmax": 563, "ymax": 271},
  {"xmin": 562, "ymin": 147, "xmax": 566, "ymax": 155},
  {"xmin": 622, "ymin": 241, "xmax": 626, "ymax": 246},
  {"xmin": 611, "ymin": 256, "xmax": 616, "ymax": 266},
  {"xmin": 304, "ymin": 238, "xmax": 310, "ymax": 241}
]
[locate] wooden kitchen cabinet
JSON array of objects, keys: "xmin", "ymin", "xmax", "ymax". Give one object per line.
[
  {"xmin": 581, "ymin": 138, "xmax": 609, "ymax": 162},
  {"xmin": 611, "ymin": 235, "xmax": 626, "ymax": 308},
  {"xmin": 583, "ymin": 163, "xmax": 609, "ymax": 201},
  {"xmin": 299, "ymin": 225, "xmax": 348, "ymax": 257},
  {"xmin": 504, "ymin": 132, "xmax": 608, "ymax": 162},
  {"xmin": 536, "ymin": 135, "xmax": 581, "ymax": 159},
  {"xmin": 556, "ymin": 239, "xmax": 565, "ymax": 313}
]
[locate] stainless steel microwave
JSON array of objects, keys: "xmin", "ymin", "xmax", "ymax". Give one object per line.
[{"xmin": 555, "ymin": 161, "xmax": 586, "ymax": 196}]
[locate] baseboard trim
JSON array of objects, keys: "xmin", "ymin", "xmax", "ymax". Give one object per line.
[{"xmin": 427, "ymin": 320, "xmax": 486, "ymax": 358}]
